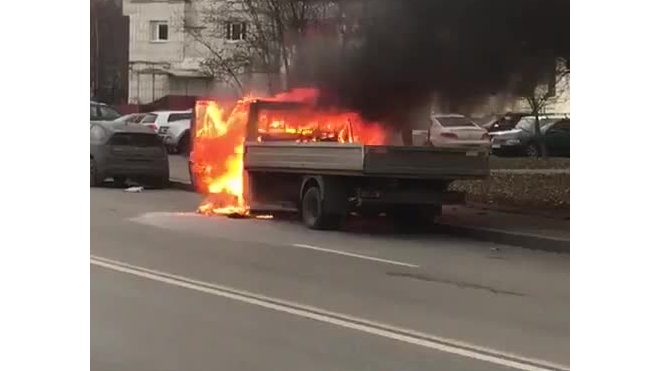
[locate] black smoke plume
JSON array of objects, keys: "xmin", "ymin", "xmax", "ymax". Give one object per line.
[{"xmin": 309, "ymin": 0, "xmax": 569, "ymax": 125}]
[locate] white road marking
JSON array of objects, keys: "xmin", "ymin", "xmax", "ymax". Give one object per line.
[
  {"xmin": 91, "ymin": 255, "xmax": 568, "ymax": 371},
  {"xmin": 292, "ymin": 243, "xmax": 419, "ymax": 268}
]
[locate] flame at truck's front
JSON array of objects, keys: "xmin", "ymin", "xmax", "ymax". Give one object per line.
[
  {"xmin": 194, "ymin": 99, "xmax": 250, "ymax": 216},
  {"xmin": 192, "ymin": 88, "xmax": 387, "ymax": 217}
]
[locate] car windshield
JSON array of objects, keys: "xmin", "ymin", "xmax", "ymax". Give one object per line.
[
  {"xmin": 99, "ymin": 106, "xmax": 121, "ymax": 120},
  {"xmin": 542, "ymin": 119, "xmax": 570, "ymax": 133},
  {"xmin": 168, "ymin": 113, "xmax": 192, "ymax": 122},
  {"xmin": 516, "ymin": 117, "xmax": 560, "ymax": 133},
  {"xmin": 113, "ymin": 114, "xmax": 136, "ymax": 123},
  {"xmin": 435, "ymin": 116, "xmax": 475, "ymax": 127},
  {"xmin": 515, "ymin": 117, "xmax": 536, "ymax": 131},
  {"xmin": 141, "ymin": 114, "xmax": 157, "ymax": 123}
]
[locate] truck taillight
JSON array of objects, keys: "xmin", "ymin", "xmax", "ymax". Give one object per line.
[{"xmin": 441, "ymin": 133, "xmax": 458, "ymax": 139}]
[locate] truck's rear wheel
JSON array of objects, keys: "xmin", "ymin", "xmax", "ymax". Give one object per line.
[{"xmin": 301, "ymin": 186, "xmax": 342, "ymax": 230}]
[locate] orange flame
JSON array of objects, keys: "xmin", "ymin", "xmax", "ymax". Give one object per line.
[{"xmin": 192, "ymin": 88, "xmax": 386, "ymax": 217}]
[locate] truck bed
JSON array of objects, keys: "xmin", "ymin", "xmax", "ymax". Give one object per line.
[{"xmin": 244, "ymin": 141, "xmax": 489, "ymax": 179}]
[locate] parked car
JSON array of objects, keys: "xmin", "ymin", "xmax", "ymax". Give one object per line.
[
  {"xmin": 90, "ymin": 121, "xmax": 169, "ymax": 188},
  {"xmin": 140, "ymin": 110, "xmax": 192, "ymax": 131},
  {"xmin": 482, "ymin": 112, "xmax": 530, "ymax": 133},
  {"xmin": 490, "ymin": 117, "xmax": 570, "ymax": 157},
  {"xmin": 112, "ymin": 112, "xmax": 156, "ymax": 125},
  {"xmin": 157, "ymin": 118, "xmax": 192, "ymax": 154},
  {"xmin": 90, "ymin": 101, "xmax": 122, "ymax": 122},
  {"xmin": 426, "ymin": 114, "xmax": 490, "ymax": 153},
  {"xmin": 540, "ymin": 118, "xmax": 570, "ymax": 157},
  {"xmin": 485, "ymin": 112, "xmax": 570, "ymax": 134}
]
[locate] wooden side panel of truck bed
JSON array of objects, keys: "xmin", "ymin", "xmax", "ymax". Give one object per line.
[
  {"xmin": 363, "ymin": 146, "xmax": 490, "ymax": 178},
  {"xmin": 244, "ymin": 142, "xmax": 364, "ymax": 173},
  {"xmin": 244, "ymin": 141, "xmax": 489, "ymax": 179}
]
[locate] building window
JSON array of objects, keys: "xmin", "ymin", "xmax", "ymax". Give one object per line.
[
  {"xmin": 150, "ymin": 21, "xmax": 169, "ymax": 42},
  {"xmin": 225, "ymin": 22, "xmax": 246, "ymax": 41}
]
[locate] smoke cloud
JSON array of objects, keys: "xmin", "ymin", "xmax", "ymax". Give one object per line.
[{"xmin": 310, "ymin": 0, "xmax": 570, "ymax": 124}]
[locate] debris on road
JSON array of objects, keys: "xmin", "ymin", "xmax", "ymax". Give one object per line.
[{"xmin": 124, "ymin": 186, "xmax": 144, "ymax": 193}]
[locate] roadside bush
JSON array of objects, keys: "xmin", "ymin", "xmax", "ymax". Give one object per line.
[{"xmin": 450, "ymin": 172, "xmax": 570, "ymax": 212}]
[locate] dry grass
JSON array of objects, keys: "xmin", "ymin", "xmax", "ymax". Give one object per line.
[{"xmin": 450, "ymin": 158, "xmax": 570, "ymax": 211}]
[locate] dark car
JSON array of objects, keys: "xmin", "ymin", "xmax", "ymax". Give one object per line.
[
  {"xmin": 90, "ymin": 101, "xmax": 122, "ymax": 122},
  {"xmin": 490, "ymin": 117, "xmax": 570, "ymax": 157},
  {"xmin": 90, "ymin": 121, "xmax": 169, "ymax": 188},
  {"xmin": 540, "ymin": 118, "xmax": 570, "ymax": 157},
  {"xmin": 482, "ymin": 112, "xmax": 530, "ymax": 133}
]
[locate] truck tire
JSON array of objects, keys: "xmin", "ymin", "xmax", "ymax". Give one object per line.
[{"xmin": 301, "ymin": 186, "xmax": 342, "ymax": 230}]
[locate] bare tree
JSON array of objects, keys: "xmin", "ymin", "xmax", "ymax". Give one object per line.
[
  {"xmin": 521, "ymin": 57, "xmax": 570, "ymax": 158},
  {"xmin": 188, "ymin": 0, "xmax": 335, "ymax": 95},
  {"xmin": 186, "ymin": 26, "xmax": 251, "ymax": 96}
]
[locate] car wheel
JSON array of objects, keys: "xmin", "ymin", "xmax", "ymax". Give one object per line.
[
  {"xmin": 90, "ymin": 158, "xmax": 102, "ymax": 187},
  {"xmin": 178, "ymin": 132, "xmax": 191, "ymax": 155},
  {"xmin": 524, "ymin": 144, "xmax": 540, "ymax": 157}
]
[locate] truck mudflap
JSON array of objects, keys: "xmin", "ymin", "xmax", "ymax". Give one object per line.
[{"xmin": 363, "ymin": 145, "xmax": 489, "ymax": 179}]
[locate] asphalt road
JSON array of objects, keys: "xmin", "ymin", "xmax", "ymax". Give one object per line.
[{"xmin": 91, "ymin": 187, "xmax": 570, "ymax": 371}]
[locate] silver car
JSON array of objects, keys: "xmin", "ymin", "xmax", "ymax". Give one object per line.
[
  {"xmin": 158, "ymin": 118, "xmax": 192, "ymax": 154},
  {"xmin": 90, "ymin": 121, "xmax": 169, "ymax": 188},
  {"xmin": 112, "ymin": 112, "xmax": 155, "ymax": 125}
]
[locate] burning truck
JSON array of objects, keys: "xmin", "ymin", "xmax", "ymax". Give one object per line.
[{"xmin": 188, "ymin": 88, "xmax": 489, "ymax": 229}]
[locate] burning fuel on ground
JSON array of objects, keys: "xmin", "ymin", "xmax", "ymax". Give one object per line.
[{"xmin": 193, "ymin": 88, "xmax": 387, "ymax": 218}]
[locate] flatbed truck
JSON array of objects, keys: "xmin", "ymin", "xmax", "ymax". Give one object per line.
[{"xmin": 191, "ymin": 100, "xmax": 490, "ymax": 229}]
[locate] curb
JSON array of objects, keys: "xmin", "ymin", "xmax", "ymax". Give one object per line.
[
  {"xmin": 436, "ymin": 223, "xmax": 570, "ymax": 253},
  {"xmin": 465, "ymin": 201, "xmax": 570, "ymax": 221}
]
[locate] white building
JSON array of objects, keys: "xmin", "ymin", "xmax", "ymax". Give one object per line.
[{"xmin": 122, "ymin": 0, "xmax": 266, "ymax": 104}]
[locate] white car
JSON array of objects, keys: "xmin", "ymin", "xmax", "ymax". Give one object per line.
[
  {"xmin": 139, "ymin": 110, "xmax": 192, "ymax": 131},
  {"xmin": 157, "ymin": 118, "xmax": 192, "ymax": 154},
  {"xmin": 427, "ymin": 114, "xmax": 490, "ymax": 153}
]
